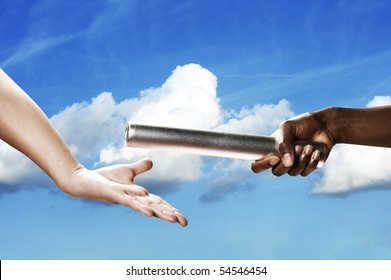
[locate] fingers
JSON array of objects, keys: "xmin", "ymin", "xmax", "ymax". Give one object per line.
[
  {"xmin": 124, "ymin": 185, "xmax": 149, "ymax": 196},
  {"xmin": 271, "ymin": 161, "xmax": 292, "ymax": 177},
  {"xmin": 301, "ymin": 149, "xmax": 320, "ymax": 176},
  {"xmin": 94, "ymin": 158, "xmax": 153, "ymax": 185},
  {"xmin": 251, "ymin": 155, "xmax": 280, "ymax": 173},
  {"xmin": 277, "ymin": 145, "xmax": 320, "ymax": 177},
  {"xmin": 254, "ymin": 112, "xmax": 333, "ymax": 177},
  {"xmin": 272, "ymin": 119, "xmax": 322, "ymax": 176},
  {"xmin": 129, "ymin": 158, "xmax": 153, "ymax": 176},
  {"xmin": 275, "ymin": 122, "xmax": 296, "ymax": 168},
  {"xmin": 130, "ymin": 163, "xmax": 188, "ymax": 226},
  {"xmin": 116, "ymin": 186, "xmax": 188, "ymax": 227},
  {"xmin": 143, "ymin": 194, "xmax": 188, "ymax": 227},
  {"xmin": 257, "ymin": 144, "xmax": 321, "ymax": 177},
  {"xmin": 288, "ymin": 145, "xmax": 311, "ymax": 176},
  {"xmin": 97, "ymin": 161, "xmax": 187, "ymax": 227}
]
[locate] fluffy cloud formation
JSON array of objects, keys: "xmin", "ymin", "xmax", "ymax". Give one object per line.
[
  {"xmin": 0, "ymin": 142, "xmax": 45, "ymax": 186},
  {"xmin": 1, "ymin": 64, "xmax": 390, "ymax": 200},
  {"xmin": 117, "ymin": 64, "xmax": 223, "ymax": 129},
  {"xmin": 95, "ymin": 64, "xmax": 293, "ymax": 192},
  {"xmin": 313, "ymin": 95, "xmax": 391, "ymax": 194},
  {"xmin": 0, "ymin": 64, "xmax": 294, "ymax": 199}
]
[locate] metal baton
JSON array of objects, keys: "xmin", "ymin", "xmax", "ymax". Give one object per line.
[{"xmin": 125, "ymin": 122, "xmax": 326, "ymax": 163}]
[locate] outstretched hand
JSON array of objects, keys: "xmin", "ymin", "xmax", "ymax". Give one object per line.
[{"xmin": 63, "ymin": 159, "xmax": 188, "ymax": 227}]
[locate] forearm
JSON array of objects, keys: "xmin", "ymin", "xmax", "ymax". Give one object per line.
[
  {"xmin": 0, "ymin": 69, "xmax": 82, "ymax": 191},
  {"xmin": 0, "ymin": 70, "xmax": 188, "ymax": 226},
  {"xmin": 316, "ymin": 106, "xmax": 391, "ymax": 148}
]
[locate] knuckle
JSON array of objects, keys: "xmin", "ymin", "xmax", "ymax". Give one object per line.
[{"xmin": 272, "ymin": 169, "xmax": 284, "ymax": 177}]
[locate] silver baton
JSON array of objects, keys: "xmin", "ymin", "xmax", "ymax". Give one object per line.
[{"xmin": 125, "ymin": 122, "xmax": 326, "ymax": 162}]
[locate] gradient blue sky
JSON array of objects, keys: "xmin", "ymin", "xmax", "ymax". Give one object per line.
[{"xmin": 1, "ymin": 0, "xmax": 391, "ymax": 260}]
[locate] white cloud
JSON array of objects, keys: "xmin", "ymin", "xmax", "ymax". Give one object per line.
[
  {"xmin": 2, "ymin": 63, "xmax": 389, "ymax": 199},
  {"xmin": 313, "ymin": 95, "xmax": 391, "ymax": 194},
  {"xmin": 216, "ymin": 99, "xmax": 294, "ymax": 135},
  {"xmin": 96, "ymin": 64, "xmax": 222, "ymax": 185},
  {"xmin": 0, "ymin": 63, "xmax": 294, "ymax": 199},
  {"xmin": 117, "ymin": 63, "xmax": 222, "ymax": 129},
  {"xmin": 50, "ymin": 92, "xmax": 123, "ymax": 161},
  {"xmin": 366, "ymin": 95, "xmax": 391, "ymax": 107},
  {"xmin": 95, "ymin": 64, "xmax": 293, "ymax": 189},
  {"xmin": 0, "ymin": 141, "xmax": 44, "ymax": 186}
]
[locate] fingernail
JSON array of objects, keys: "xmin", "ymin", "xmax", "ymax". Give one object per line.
[
  {"xmin": 312, "ymin": 150, "xmax": 320, "ymax": 161},
  {"xmin": 179, "ymin": 221, "xmax": 188, "ymax": 227},
  {"xmin": 304, "ymin": 145, "xmax": 313, "ymax": 156},
  {"xmin": 269, "ymin": 157, "xmax": 280, "ymax": 166},
  {"xmin": 282, "ymin": 153, "xmax": 293, "ymax": 167}
]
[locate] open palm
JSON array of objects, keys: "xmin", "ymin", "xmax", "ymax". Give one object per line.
[{"xmin": 67, "ymin": 159, "xmax": 188, "ymax": 227}]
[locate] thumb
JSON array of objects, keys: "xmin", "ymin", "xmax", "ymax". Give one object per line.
[{"xmin": 130, "ymin": 158, "xmax": 153, "ymax": 176}]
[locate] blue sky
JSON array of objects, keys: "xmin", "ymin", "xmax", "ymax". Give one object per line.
[{"xmin": 1, "ymin": 0, "xmax": 391, "ymax": 260}]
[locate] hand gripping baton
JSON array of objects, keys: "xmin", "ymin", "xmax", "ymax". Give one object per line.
[{"xmin": 125, "ymin": 123, "xmax": 326, "ymax": 163}]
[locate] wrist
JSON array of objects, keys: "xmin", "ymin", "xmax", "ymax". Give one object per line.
[
  {"xmin": 314, "ymin": 106, "xmax": 341, "ymax": 144},
  {"xmin": 54, "ymin": 162, "xmax": 86, "ymax": 197}
]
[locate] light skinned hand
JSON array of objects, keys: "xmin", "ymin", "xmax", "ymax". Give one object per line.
[
  {"xmin": 63, "ymin": 159, "xmax": 188, "ymax": 227},
  {"xmin": 1, "ymin": 70, "xmax": 188, "ymax": 227}
]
